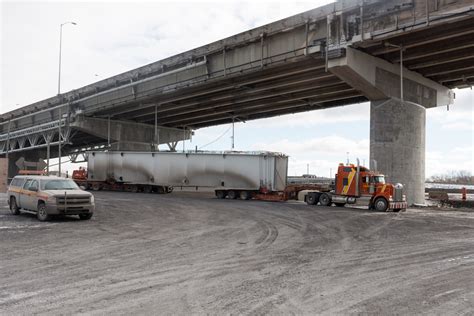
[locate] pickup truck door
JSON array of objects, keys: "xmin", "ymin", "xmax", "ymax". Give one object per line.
[{"xmin": 21, "ymin": 179, "xmax": 39, "ymax": 211}]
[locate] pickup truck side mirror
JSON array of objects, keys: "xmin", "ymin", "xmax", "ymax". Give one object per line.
[
  {"xmin": 79, "ymin": 186, "xmax": 86, "ymax": 190},
  {"xmin": 29, "ymin": 187, "xmax": 38, "ymax": 192}
]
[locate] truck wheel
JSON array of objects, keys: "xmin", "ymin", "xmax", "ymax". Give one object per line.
[
  {"xmin": 9, "ymin": 197, "xmax": 20, "ymax": 215},
  {"xmin": 306, "ymin": 194, "xmax": 317, "ymax": 205},
  {"xmin": 319, "ymin": 193, "xmax": 331, "ymax": 206},
  {"xmin": 156, "ymin": 186, "xmax": 165, "ymax": 194},
  {"xmin": 37, "ymin": 202, "xmax": 50, "ymax": 222},
  {"xmin": 92, "ymin": 183, "xmax": 101, "ymax": 191},
  {"xmin": 166, "ymin": 186, "xmax": 174, "ymax": 193},
  {"xmin": 374, "ymin": 197, "xmax": 388, "ymax": 212},
  {"xmin": 228, "ymin": 190, "xmax": 239, "ymax": 199},
  {"xmin": 335, "ymin": 203, "xmax": 346, "ymax": 207},
  {"xmin": 240, "ymin": 191, "xmax": 252, "ymax": 200},
  {"xmin": 79, "ymin": 213, "xmax": 93, "ymax": 220},
  {"xmin": 216, "ymin": 190, "xmax": 227, "ymax": 199}
]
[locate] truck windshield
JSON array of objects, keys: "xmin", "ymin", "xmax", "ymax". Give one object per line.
[
  {"xmin": 41, "ymin": 179, "xmax": 79, "ymax": 190},
  {"xmin": 373, "ymin": 176, "xmax": 385, "ymax": 184}
]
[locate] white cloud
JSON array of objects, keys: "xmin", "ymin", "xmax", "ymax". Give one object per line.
[
  {"xmin": 251, "ymin": 135, "xmax": 370, "ymax": 176},
  {"xmin": 426, "ymin": 147, "xmax": 474, "ymax": 177},
  {"xmin": 427, "ymin": 89, "xmax": 474, "ymax": 132},
  {"xmin": 252, "ymin": 135, "xmax": 369, "ymax": 156}
]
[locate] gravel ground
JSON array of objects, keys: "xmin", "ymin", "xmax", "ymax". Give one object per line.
[{"xmin": 0, "ymin": 191, "xmax": 473, "ymax": 315}]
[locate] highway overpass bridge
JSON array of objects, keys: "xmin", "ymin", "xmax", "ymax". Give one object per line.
[{"xmin": 1, "ymin": 0, "xmax": 473, "ymax": 204}]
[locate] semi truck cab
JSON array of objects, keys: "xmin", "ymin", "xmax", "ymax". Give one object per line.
[{"xmin": 306, "ymin": 161, "xmax": 407, "ymax": 212}]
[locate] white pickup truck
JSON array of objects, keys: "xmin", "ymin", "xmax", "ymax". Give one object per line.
[{"xmin": 7, "ymin": 175, "xmax": 95, "ymax": 221}]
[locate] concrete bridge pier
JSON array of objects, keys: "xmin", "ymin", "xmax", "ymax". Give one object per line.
[
  {"xmin": 370, "ymin": 98, "xmax": 426, "ymax": 205},
  {"xmin": 329, "ymin": 47, "xmax": 453, "ymax": 205}
]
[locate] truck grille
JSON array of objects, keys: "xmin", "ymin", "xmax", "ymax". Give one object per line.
[
  {"xmin": 57, "ymin": 195, "xmax": 90, "ymax": 205},
  {"xmin": 394, "ymin": 184, "xmax": 403, "ymax": 202}
]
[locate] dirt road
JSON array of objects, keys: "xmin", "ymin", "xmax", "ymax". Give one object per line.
[{"xmin": 1, "ymin": 191, "xmax": 473, "ymax": 314}]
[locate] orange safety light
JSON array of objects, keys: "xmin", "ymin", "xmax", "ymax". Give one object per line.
[{"xmin": 461, "ymin": 187, "xmax": 467, "ymax": 201}]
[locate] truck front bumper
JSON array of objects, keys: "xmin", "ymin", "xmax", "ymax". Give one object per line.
[
  {"xmin": 46, "ymin": 203, "xmax": 95, "ymax": 215},
  {"xmin": 390, "ymin": 201, "xmax": 408, "ymax": 210}
]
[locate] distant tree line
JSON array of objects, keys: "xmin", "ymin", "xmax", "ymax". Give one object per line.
[{"xmin": 427, "ymin": 170, "xmax": 473, "ymax": 185}]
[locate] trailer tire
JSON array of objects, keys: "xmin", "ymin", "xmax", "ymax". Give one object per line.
[
  {"xmin": 319, "ymin": 193, "xmax": 331, "ymax": 206},
  {"xmin": 228, "ymin": 190, "xmax": 239, "ymax": 199},
  {"xmin": 306, "ymin": 194, "xmax": 317, "ymax": 205},
  {"xmin": 166, "ymin": 186, "xmax": 174, "ymax": 193},
  {"xmin": 374, "ymin": 197, "xmax": 389, "ymax": 212},
  {"xmin": 156, "ymin": 186, "xmax": 165, "ymax": 194},
  {"xmin": 240, "ymin": 191, "xmax": 252, "ymax": 200},
  {"xmin": 92, "ymin": 183, "xmax": 101, "ymax": 191},
  {"xmin": 216, "ymin": 190, "xmax": 227, "ymax": 199}
]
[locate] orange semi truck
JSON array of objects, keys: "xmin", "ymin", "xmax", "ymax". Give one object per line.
[{"xmin": 305, "ymin": 160, "xmax": 407, "ymax": 212}]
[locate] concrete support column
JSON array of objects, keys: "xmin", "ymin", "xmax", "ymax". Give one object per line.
[{"xmin": 370, "ymin": 98, "xmax": 426, "ymax": 205}]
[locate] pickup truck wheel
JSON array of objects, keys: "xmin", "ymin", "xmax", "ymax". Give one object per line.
[
  {"xmin": 37, "ymin": 203, "xmax": 50, "ymax": 222},
  {"xmin": 79, "ymin": 213, "xmax": 93, "ymax": 220},
  {"xmin": 9, "ymin": 197, "xmax": 20, "ymax": 215},
  {"xmin": 374, "ymin": 197, "xmax": 389, "ymax": 212},
  {"xmin": 306, "ymin": 194, "xmax": 317, "ymax": 205},
  {"xmin": 319, "ymin": 193, "xmax": 331, "ymax": 206}
]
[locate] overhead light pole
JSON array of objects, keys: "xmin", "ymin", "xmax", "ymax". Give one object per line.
[
  {"xmin": 58, "ymin": 21, "xmax": 77, "ymax": 95},
  {"xmin": 57, "ymin": 21, "xmax": 76, "ymax": 176}
]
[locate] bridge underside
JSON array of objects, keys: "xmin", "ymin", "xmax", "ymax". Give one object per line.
[
  {"xmin": 93, "ymin": 58, "xmax": 367, "ymax": 129},
  {"xmin": 355, "ymin": 14, "xmax": 474, "ymax": 90}
]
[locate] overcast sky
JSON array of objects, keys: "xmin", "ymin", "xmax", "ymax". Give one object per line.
[{"xmin": 1, "ymin": 0, "xmax": 473, "ymax": 178}]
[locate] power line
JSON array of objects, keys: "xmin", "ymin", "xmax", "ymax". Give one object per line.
[{"xmin": 198, "ymin": 125, "xmax": 232, "ymax": 150}]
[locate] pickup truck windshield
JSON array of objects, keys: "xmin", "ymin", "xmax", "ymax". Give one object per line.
[{"xmin": 41, "ymin": 179, "xmax": 79, "ymax": 190}]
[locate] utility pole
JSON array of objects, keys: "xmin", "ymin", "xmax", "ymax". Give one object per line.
[
  {"xmin": 385, "ymin": 42, "xmax": 404, "ymax": 101},
  {"xmin": 231, "ymin": 117, "xmax": 235, "ymax": 150},
  {"xmin": 58, "ymin": 108, "xmax": 62, "ymax": 176}
]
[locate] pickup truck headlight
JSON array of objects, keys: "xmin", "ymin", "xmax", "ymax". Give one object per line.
[{"xmin": 90, "ymin": 195, "xmax": 95, "ymax": 204}]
